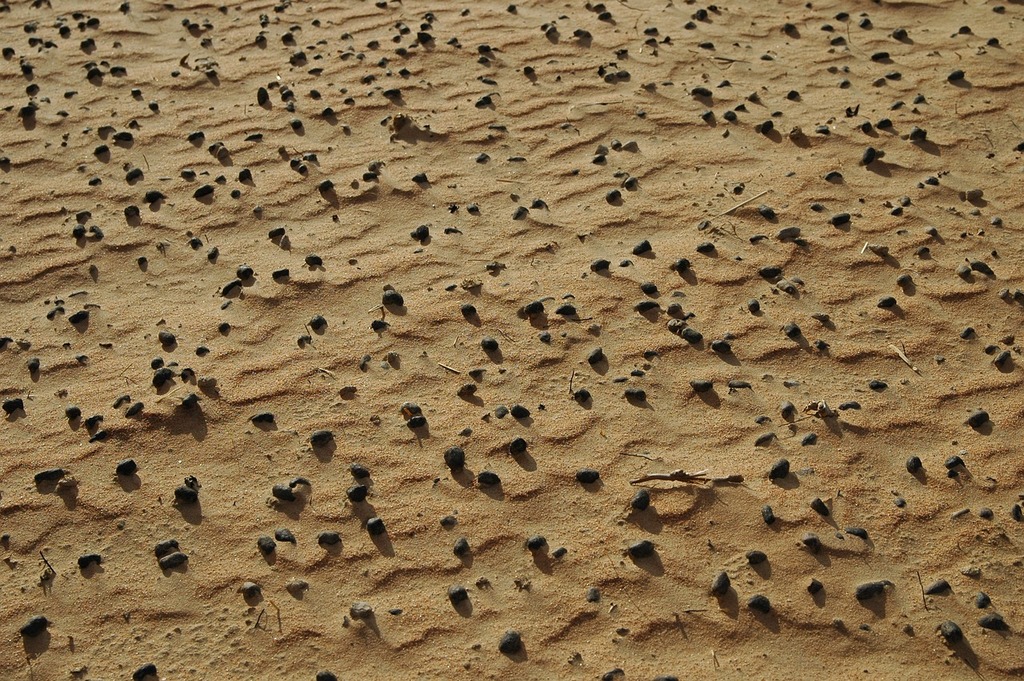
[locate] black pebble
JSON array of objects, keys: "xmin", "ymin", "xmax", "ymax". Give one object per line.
[
  {"xmin": 746, "ymin": 550, "xmax": 767, "ymax": 565},
  {"xmin": 761, "ymin": 505, "xmax": 776, "ymax": 524},
  {"xmin": 906, "ymin": 456, "xmax": 922, "ymax": 474},
  {"xmin": 845, "ymin": 527, "xmax": 868, "ymax": 540},
  {"xmin": 275, "ymin": 528, "xmax": 296, "ymax": 544},
  {"xmin": 526, "ymin": 535, "xmax": 547, "ymax": 552},
  {"xmin": 690, "ymin": 379, "xmax": 713, "ymax": 393},
  {"xmin": 444, "ymin": 446, "xmax": 465, "ymax": 471},
  {"xmin": 448, "ymin": 585, "xmax": 469, "ymax": 604},
  {"xmin": 810, "ymin": 497, "xmax": 830, "ymax": 516},
  {"xmin": 133, "ymin": 663, "xmax": 158, "ymax": 681},
  {"xmin": 967, "ymin": 409, "xmax": 989, "ymax": 428},
  {"xmin": 20, "ymin": 616, "xmax": 49, "ymax": 638},
  {"xmin": 768, "ymin": 459, "xmax": 790, "ymax": 480},
  {"xmin": 157, "ymin": 552, "xmax": 188, "ymax": 569},
  {"xmin": 624, "ymin": 387, "xmax": 646, "ymax": 402},
  {"xmin": 34, "ymin": 468, "xmax": 66, "ymax": 484},
  {"xmin": 347, "ymin": 485, "xmax": 368, "ymax": 503},
  {"xmin": 630, "ymin": 489, "xmax": 650, "ymax": 511},
  {"xmin": 77, "ymin": 553, "xmax": 102, "ymax": 569},
  {"xmin": 257, "ymin": 536, "xmax": 276, "ymax": 555},
  {"xmin": 477, "ymin": 471, "xmax": 500, "ymax": 486},
  {"xmin": 808, "ymin": 579, "xmax": 823, "ymax": 595},
  {"xmin": 453, "ymin": 537, "xmax": 470, "ymax": 556},
  {"xmin": 939, "ymin": 620, "xmax": 963, "ymax": 644},
  {"xmin": 783, "ymin": 322, "xmax": 801, "ymax": 339},
  {"xmin": 747, "ymin": 595, "xmax": 771, "ymax": 613},
  {"xmin": 924, "ymin": 579, "xmax": 950, "ymax": 595},
  {"xmin": 498, "ymin": 630, "xmax": 523, "ymax": 654},
  {"xmin": 855, "ymin": 581, "xmax": 888, "ymax": 600},
  {"xmin": 366, "ymin": 517, "xmax": 386, "ymax": 536},
  {"xmin": 310, "ymin": 430, "xmax": 334, "ymax": 447},
  {"xmin": 174, "ymin": 485, "xmax": 198, "ymax": 504},
  {"xmin": 116, "ymin": 459, "xmax": 137, "ymax": 476},
  {"xmin": 481, "ymin": 336, "xmax": 499, "ymax": 352},
  {"xmin": 975, "ymin": 592, "xmax": 991, "ymax": 609},
  {"xmin": 510, "ymin": 405, "xmax": 530, "ymax": 419},
  {"xmin": 711, "ymin": 571, "xmax": 730, "ymax": 596},
  {"xmin": 576, "ymin": 468, "xmax": 600, "ymax": 484},
  {"xmin": 979, "ymin": 613, "xmax": 1008, "ymax": 631},
  {"xmin": 632, "ymin": 240, "xmax": 651, "ymax": 255},
  {"xmin": 317, "ymin": 531, "xmax": 341, "ymax": 547},
  {"xmin": 627, "ymin": 539, "xmax": 655, "ymax": 559}
]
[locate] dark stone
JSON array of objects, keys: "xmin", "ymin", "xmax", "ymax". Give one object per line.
[
  {"xmin": 257, "ymin": 536, "xmax": 276, "ymax": 555},
  {"xmin": 20, "ymin": 616, "xmax": 49, "ymax": 638},
  {"xmin": 855, "ymin": 581, "xmax": 889, "ymax": 600},
  {"xmin": 444, "ymin": 446, "xmax": 465, "ymax": 471},
  {"xmin": 498, "ymin": 630, "xmax": 523, "ymax": 654},
  {"xmin": 157, "ymin": 552, "xmax": 188, "ymax": 569},
  {"xmin": 77, "ymin": 553, "xmax": 102, "ymax": 569},
  {"xmin": 747, "ymin": 595, "xmax": 771, "ymax": 613},
  {"xmin": 711, "ymin": 570, "xmax": 730, "ymax": 596},
  {"xmin": 477, "ymin": 471, "xmax": 500, "ymax": 486},
  {"xmin": 768, "ymin": 459, "xmax": 790, "ymax": 480},
  {"xmin": 116, "ymin": 459, "xmax": 138, "ymax": 476},
  {"xmin": 366, "ymin": 517, "xmax": 386, "ymax": 536},
  {"xmin": 627, "ymin": 539, "xmax": 655, "ymax": 559},
  {"xmin": 939, "ymin": 620, "xmax": 963, "ymax": 644},
  {"xmin": 967, "ymin": 409, "xmax": 989, "ymax": 428},
  {"xmin": 274, "ymin": 528, "xmax": 296, "ymax": 544},
  {"xmin": 525, "ymin": 535, "xmax": 547, "ymax": 552}
]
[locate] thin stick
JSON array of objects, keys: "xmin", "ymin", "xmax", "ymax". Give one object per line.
[
  {"xmin": 154, "ymin": 386, "xmax": 184, "ymax": 403},
  {"xmin": 495, "ymin": 329, "xmax": 515, "ymax": 343},
  {"xmin": 568, "ymin": 369, "xmax": 575, "ymax": 395},
  {"xmin": 712, "ymin": 650, "xmax": 720, "ymax": 670},
  {"xmin": 269, "ymin": 600, "xmax": 282, "ymax": 631},
  {"xmin": 916, "ymin": 570, "xmax": 929, "ymax": 611},
  {"xmin": 254, "ymin": 608, "xmax": 265, "ymax": 629},
  {"xmin": 631, "ymin": 469, "xmax": 744, "ymax": 485},
  {"xmin": 316, "ymin": 368, "xmax": 337, "ymax": 379},
  {"xmin": 861, "ymin": 242, "xmax": 870, "ymax": 254},
  {"xmin": 620, "ymin": 451, "xmax": 661, "ymax": 461},
  {"xmin": 889, "ymin": 344, "xmax": 921, "ymax": 375},
  {"xmin": 39, "ymin": 551, "xmax": 57, "ymax": 576},
  {"xmin": 438, "ymin": 363, "xmax": 461, "ymax": 374},
  {"xmin": 716, "ymin": 189, "xmax": 770, "ymax": 217}
]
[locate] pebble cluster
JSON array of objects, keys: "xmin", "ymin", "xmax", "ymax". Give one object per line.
[{"xmin": 1, "ymin": 0, "xmax": 1022, "ymax": 678}]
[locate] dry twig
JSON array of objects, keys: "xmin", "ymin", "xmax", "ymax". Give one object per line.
[
  {"xmin": 715, "ymin": 189, "xmax": 770, "ymax": 217},
  {"xmin": 630, "ymin": 469, "xmax": 744, "ymax": 486}
]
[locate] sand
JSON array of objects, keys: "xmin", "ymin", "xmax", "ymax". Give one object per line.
[{"xmin": 2, "ymin": 0, "xmax": 1023, "ymax": 678}]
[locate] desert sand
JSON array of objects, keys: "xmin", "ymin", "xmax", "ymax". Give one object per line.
[{"xmin": 1, "ymin": 0, "xmax": 1023, "ymax": 678}]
